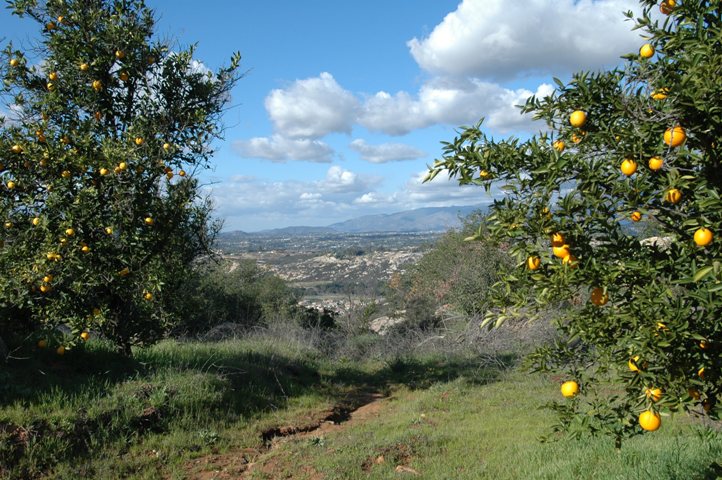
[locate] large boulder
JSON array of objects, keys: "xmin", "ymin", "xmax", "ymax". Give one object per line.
[{"xmin": 369, "ymin": 315, "xmax": 406, "ymax": 336}]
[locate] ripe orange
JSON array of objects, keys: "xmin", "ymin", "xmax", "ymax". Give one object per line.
[
  {"xmin": 629, "ymin": 355, "xmax": 642, "ymax": 372},
  {"xmin": 569, "ymin": 110, "xmax": 587, "ymax": 128},
  {"xmin": 664, "ymin": 188, "xmax": 682, "ymax": 204},
  {"xmin": 4, "ymin": 222, "xmax": 12, "ymax": 229},
  {"xmin": 621, "ymin": 159, "xmax": 637, "ymax": 176},
  {"xmin": 694, "ymin": 227, "xmax": 713, "ymax": 247},
  {"xmin": 561, "ymin": 380, "xmax": 579, "ymax": 398},
  {"xmin": 144, "ymin": 217, "xmax": 154, "ymax": 226},
  {"xmin": 56, "ymin": 346, "xmax": 66, "ymax": 356},
  {"xmin": 639, "ymin": 43, "xmax": 655, "ymax": 59},
  {"xmin": 99, "ymin": 167, "xmax": 109, "ymax": 176},
  {"xmin": 39, "ymin": 284, "xmax": 51, "ymax": 294},
  {"xmin": 166, "ymin": 171, "xmax": 174, "ymax": 180},
  {"xmin": 11, "ymin": 144, "xmax": 23, "ymax": 154},
  {"xmin": 698, "ymin": 367, "xmax": 706, "ymax": 379},
  {"xmin": 46, "ymin": 21, "xmax": 56, "ymax": 30},
  {"xmin": 105, "ymin": 226, "xmax": 113, "ymax": 235},
  {"xmin": 7, "ymin": 181, "xmax": 16, "ymax": 190},
  {"xmin": 37, "ymin": 339, "xmax": 47, "ymax": 349},
  {"xmin": 65, "ymin": 228, "xmax": 75, "ymax": 237},
  {"xmin": 134, "ymin": 137, "xmax": 144, "ymax": 146},
  {"xmin": 553, "ymin": 244, "xmax": 571, "ymax": 259},
  {"xmin": 648, "ymin": 156, "xmax": 663, "ymax": 171},
  {"xmin": 46, "ymin": 82, "xmax": 56, "ymax": 91},
  {"xmin": 572, "ymin": 132, "xmax": 586, "ymax": 144},
  {"xmin": 660, "ymin": 0, "xmax": 675, "ymax": 14},
  {"xmin": 664, "ymin": 126, "xmax": 686, "ymax": 147},
  {"xmin": 700, "ymin": 340, "xmax": 710, "ymax": 350},
  {"xmin": 119, "ymin": 71, "xmax": 129, "ymax": 82},
  {"xmin": 80, "ymin": 332, "xmax": 90, "ymax": 341},
  {"xmin": 61, "ymin": 170, "xmax": 71, "ymax": 178},
  {"xmin": 478, "ymin": 170, "xmax": 490, "ymax": 179},
  {"xmin": 81, "ymin": 245, "xmax": 91, "ymax": 253},
  {"xmin": 551, "ymin": 232, "xmax": 565, "ymax": 247},
  {"xmin": 553, "ymin": 140, "xmax": 565, "ymax": 152},
  {"xmin": 144, "ymin": 292, "xmax": 153, "ymax": 301},
  {"xmin": 163, "ymin": 142, "xmax": 171, "ymax": 151},
  {"xmin": 590, "ymin": 287, "xmax": 608, "ymax": 306},
  {"xmin": 48, "ymin": 71, "xmax": 58, "ymax": 81},
  {"xmin": 118, "ymin": 267, "xmax": 130, "ymax": 276},
  {"xmin": 645, "ymin": 387, "xmax": 663, "ymax": 402},
  {"xmin": 562, "ymin": 254, "xmax": 578, "ymax": 268},
  {"xmin": 527, "ymin": 256, "xmax": 541, "ymax": 270},
  {"xmin": 115, "ymin": 50, "xmax": 125, "ymax": 60},
  {"xmin": 179, "ymin": 170, "xmax": 186, "ymax": 177},
  {"xmin": 118, "ymin": 162, "xmax": 128, "ymax": 171},
  {"xmin": 630, "ymin": 211, "xmax": 642, "ymax": 222},
  {"xmin": 80, "ymin": 62, "xmax": 89, "ymax": 71},
  {"xmin": 43, "ymin": 275, "xmax": 53, "ymax": 283},
  {"xmin": 651, "ymin": 89, "xmax": 669, "ymax": 100},
  {"xmin": 9, "ymin": 58, "xmax": 19, "ymax": 67},
  {"xmin": 639, "ymin": 410, "xmax": 661, "ymax": 431},
  {"xmin": 92, "ymin": 80, "xmax": 103, "ymax": 91}
]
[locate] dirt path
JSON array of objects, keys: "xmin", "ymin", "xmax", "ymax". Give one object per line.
[{"xmin": 185, "ymin": 391, "xmax": 387, "ymax": 480}]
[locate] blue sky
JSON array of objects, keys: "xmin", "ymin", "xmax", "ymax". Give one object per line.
[{"xmin": 2, "ymin": 0, "xmax": 646, "ymax": 231}]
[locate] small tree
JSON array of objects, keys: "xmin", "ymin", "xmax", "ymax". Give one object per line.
[
  {"xmin": 428, "ymin": 0, "xmax": 722, "ymax": 442},
  {"xmin": 0, "ymin": 0, "xmax": 240, "ymax": 354}
]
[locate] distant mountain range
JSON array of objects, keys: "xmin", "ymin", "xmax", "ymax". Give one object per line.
[{"xmin": 222, "ymin": 204, "xmax": 487, "ymax": 237}]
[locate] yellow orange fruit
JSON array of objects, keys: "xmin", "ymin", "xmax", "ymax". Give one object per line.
[
  {"xmin": 115, "ymin": 50, "xmax": 125, "ymax": 60},
  {"xmin": 700, "ymin": 340, "xmax": 710, "ymax": 350},
  {"xmin": 56, "ymin": 345, "xmax": 65, "ymax": 356},
  {"xmin": 144, "ymin": 217, "xmax": 154, "ymax": 225},
  {"xmin": 553, "ymin": 140, "xmax": 565, "ymax": 152},
  {"xmin": 9, "ymin": 58, "xmax": 19, "ymax": 67},
  {"xmin": 478, "ymin": 170, "xmax": 490, "ymax": 179},
  {"xmin": 37, "ymin": 339, "xmax": 47, "ymax": 349},
  {"xmin": 163, "ymin": 142, "xmax": 171, "ymax": 151},
  {"xmin": 48, "ymin": 71, "xmax": 58, "ymax": 81},
  {"xmin": 621, "ymin": 159, "xmax": 637, "ymax": 176},
  {"xmin": 651, "ymin": 88, "xmax": 669, "ymax": 100},
  {"xmin": 552, "ymin": 244, "xmax": 571, "ymax": 259},
  {"xmin": 590, "ymin": 287, "xmax": 608, "ymax": 306},
  {"xmin": 178, "ymin": 170, "xmax": 186, "ymax": 177},
  {"xmin": 645, "ymin": 387, "xmax": 663, "ymax": 402},
  {"xmin": 11, "ymin": 144, "xmax": 23, "ymax": 154},
  {"xmin": 694, "ymin": 227, "xmax": 713, "ymax": 247},
  {"xmin": 43, "ymin": 275, "xmax": 53, "ymax": 283},
  {"xmin": 660, "ymin": 0, "xmax": 675, "ymax": 14},
  {"xmin": 699, "ymin": 367, "xmax": 706, "ymax": 379},
  {"xmin": 527, "ymin": 256, "xmax": 541, "ymax": 271},
  {"xmin": 648, "ymin": 156, "xmax": 663, "ymax": 171},
  {"xmin": 134, "ymin": 137, "xmax": 144, "ymax": 146},
  {"xmin": 569, "ymin": 110, "xmax": 587, "ymax": 128},
  {"xmin": 99, "ymin": 168, "xmax": 109, "ymax": 176},
  {"xmin": 118, "ymin": 267, "xmax": 130, "ymax": 276},
  {"xmin": 118, "ymin": 162, "xmax": 127, "ymax": 171},
  {"xmin": 80, "ymin": 332, "xmax": 90, "ymax": 341},
  {"xmin": 562, "ymin": 254, "xmax": 578, "ymax": 268},
  {"xmin": 664, "ymin": 126, "xmax": 686, "ymax": 147},
  {"xmin": 105, "ymin": 227, "xmax": 113, "ymax": 235},
  {"xmin": 630, "ymin": 211, "xmax": 642, "ymax": 222},
  {"xmin": 664, "ymin": 188, "xmax": 682, "ymax": 204},
  {"xmin": 80, "ymin": 62, "xmax": 89, "ymax": 71},
  {"xmin": 61, "ymin": 170, "xmax": 71, "ymax": 178},
  {"xmin": 629, "ymin": 355, "xmax": 642, "ymax": 372},
  {"xmin": 551, "ymin": 232, "xmax": 565, "ymax": 247},
  {"xmin": 65, "ymin": 228, "xmax": 75, "ymax": 237},
  {"xmin": 561, "ymin": 381, "xmax": 579, "ymax": 398},
  {"xmin": 7, "ymin": 181, "xmax": 16, "ymax": 190},
  {"xmin": 81, "ymin": 245, "xmax": 90, "ymax": 253},
  {"xmin": 639, "ymin": 43, "xmax": 655, "ymax": 59},
  {"xmin": 92, "ymin": 80, "xmax": 103, "ymax": 91},
  {"xmin": 639, "ymin": 410, "xmax": 661, "ymax": 431},
  {"xmin": 144, "ymin": 292, "xmax": 153, "ymax": 301},
  {"xmin": 119, "ymin": 71, "xmax": 129, "ymax": 82}
]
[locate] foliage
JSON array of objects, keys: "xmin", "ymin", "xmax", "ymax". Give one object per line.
[
  {"xmin": 388, "ymin": 212, "xmax": 511, "ymax": 324},
  {"xmin": 0, "ymin": 0, "xmax": 241, "ymax": 353},
  {"xmin": 175, "ymin": 259, "xmax": 300, "ymax": 335},
  {"xmin": 427, "ymin": 0, "xmax": 722, "ymax": 441}
]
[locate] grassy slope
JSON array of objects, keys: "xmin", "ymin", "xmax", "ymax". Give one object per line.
[{"xmin": 1, "ymin": 339, "xmax": 721, "ymax": 479}]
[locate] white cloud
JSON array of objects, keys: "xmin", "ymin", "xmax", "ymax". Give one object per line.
[
  {"xmin": 407, "ymin": 0, "xmax": 640, "ymax": 80},
  {"xmin": 349, "ymin": 139, "xmax": 426, "ymax": 163},
  {"xmin": 265, "ymin": 72, "xmax": 359, "ymax": 138},
  {"xmin": 233, "ymin": 135, "xmax": 334, "ymax": 162},
  {"xmin": 359, "ymin": 78, "xmax": 554, "ymax": 135}
]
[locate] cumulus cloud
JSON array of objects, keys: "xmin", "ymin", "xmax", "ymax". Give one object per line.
[
  {"xmin": 407, "ymin": 0, "xmax": 640, "ymax": 80},
  {"xmin": 265, "ymin": 72, "xmax": 359, "ymax": 138},
  {"xmin": 233, "ymin": 135, "xmax": 334, "ymax": 162},
  {"xmin": 349, "ymin": 139, "xmax": 426, "ymax": 163},
  {"xmin": 359, "ymin": 78, "xmax": 554, "ymax": 135}
]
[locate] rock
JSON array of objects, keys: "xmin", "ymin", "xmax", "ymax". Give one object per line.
[
  {"xmin": 369, "ymin": 315, "xmax": 406, "ymax": 335},
  {"xmin": 640, "ymin": 236, "xmax": 673, "ymax": 250},
  {"xmin": 395, "ymin": 465, "xmax": 420, "ymax": 475}
]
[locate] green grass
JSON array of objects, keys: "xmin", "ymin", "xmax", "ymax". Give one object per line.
[{"xmin": 1, "ymin": 338, "xmax": 721, "ymax": 479}]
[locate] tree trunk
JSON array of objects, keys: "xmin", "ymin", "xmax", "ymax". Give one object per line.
[{"xmin": 0, "ymin": 335, "xmax": 8, "ymax": 361}]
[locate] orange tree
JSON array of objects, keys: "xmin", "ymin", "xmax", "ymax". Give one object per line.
[
  {"xmin": 0, "ymin": 0, "xmax": 240, "ymax": 355},
  {"xmin": 426, "ymin": 0, "xmax": 722, "ymax": 443}
]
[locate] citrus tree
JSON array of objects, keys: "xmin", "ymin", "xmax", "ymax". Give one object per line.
[
  {"xmin": 0, "ymin": 0, "xmax": 240, "ymax": 355},
  {"xmin": 426, "ymin": 0, "xmax": 722, "ymax": 443}
]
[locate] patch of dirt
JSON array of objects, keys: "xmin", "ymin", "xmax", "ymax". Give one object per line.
[{"xmin": 183, "ymin": 391, "xmax": 387, "ymax": 480}]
